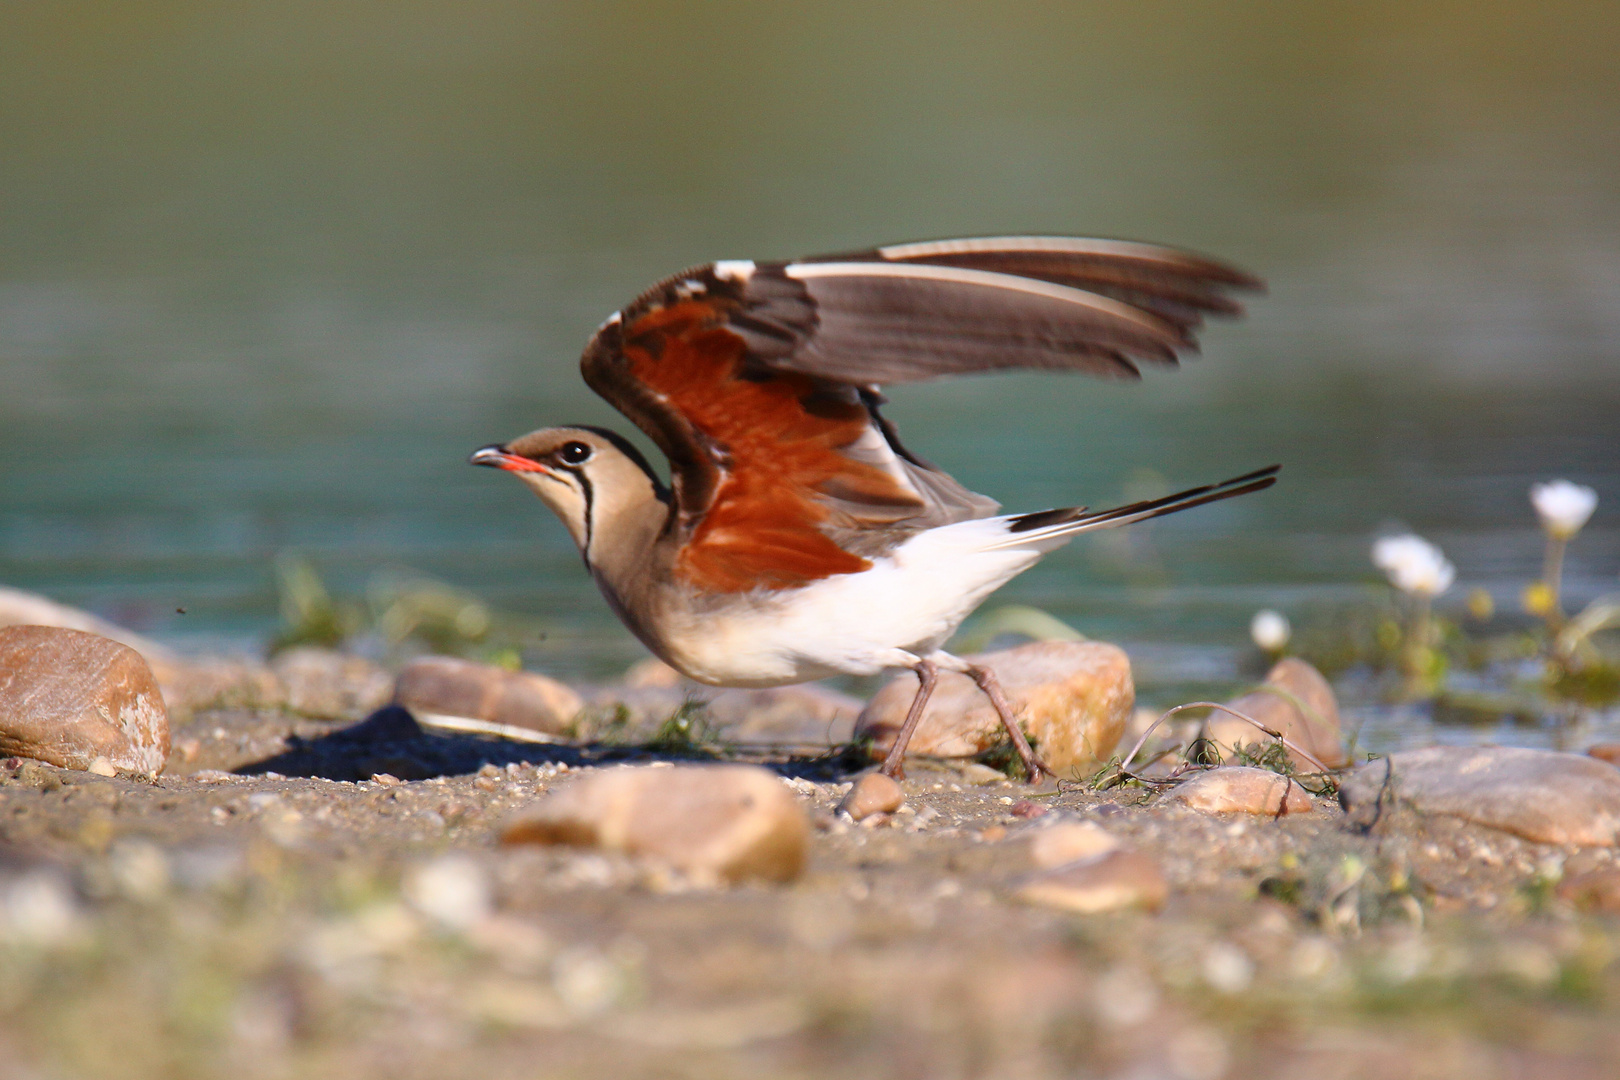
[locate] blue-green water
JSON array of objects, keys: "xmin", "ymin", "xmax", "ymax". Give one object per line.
[{"xmin": 2, "ymin": 2, "xmax": 1617, "ymax": 746}]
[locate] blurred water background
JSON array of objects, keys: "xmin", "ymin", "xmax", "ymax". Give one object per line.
[{"xmin": 3, "ymin": 2, "xmax": 1618, "ymax": 748}]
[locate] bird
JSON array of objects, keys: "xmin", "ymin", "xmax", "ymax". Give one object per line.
[{"xmin": 471, "ymin": 235, "xmax": 1276, "ymax": 783}]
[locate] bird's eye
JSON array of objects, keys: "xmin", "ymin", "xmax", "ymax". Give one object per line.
[{"xmin": 558, "ymin": 441, "xmax": 593, "ymax": 465}]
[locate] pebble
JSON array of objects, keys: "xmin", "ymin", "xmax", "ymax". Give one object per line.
[
  {"xmin": 1203, "ymin": 658, "xmax": 1347, "ymax": 770},
  {"xmin": 271, "ymin": 647, "xmax": 393, "ymax": 719},
  {"xmin": 394, "ymin": 656, "xmax": 583, "ymax": 735},
  {"xmin": 1029, "ymin": 819, "xmax": 1120, "ymax": 869},
  {"xmin": 0, "ymin": 626, "xmax": 170, "ymax": 777},
  {"xmin": 1340, "ymin": 745, "xmax": 1620, "ymax": 846},
  {"xmin": 613, "ymin": 660, "xmax": 862, "ymax": 745},
  {"xmin": 855, "ymin": 641, "xmax": 1134, "ymax": 779},
  {"xmin": 0, "ymin": 866, "xmax": 84, "ymax": 945},
  {"xmin": 1168, "ymin": 767, "xmax": 1315, "ymax": 816},
  {"xmin": 1587, "ymin": 744, "xmax": 1620, "ymax": 767},
  {"xmin": 1556, "ymin": 868, "xmax": 1620, "ymax": 913},
  {"xmin": 501, "ymin": 764, "xmax": 808, "ymax": 885},
  {"xmin": 837, "ymin": 772, "xmax": 903, "ymax": 821},
  {"xmin": 1015, "ymin": 850, "xmax": 1169, "ymax": 914},
  {"xmin": 403, "ymin": 854, "xmax": 493, "ymax": 930}
]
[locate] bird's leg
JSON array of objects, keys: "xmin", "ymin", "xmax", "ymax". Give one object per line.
[
  {"xmin": 966, "ymin": 663, "xmax": 1053, "ymax": 785},
  {"xmin": 878, "ymin": 659, "xmax": 939, "ymax": 780}
]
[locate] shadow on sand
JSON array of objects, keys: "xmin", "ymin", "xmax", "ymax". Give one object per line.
[{"xmin": 235, "ymin": 705, "xmax": 858, "ymax": 783}]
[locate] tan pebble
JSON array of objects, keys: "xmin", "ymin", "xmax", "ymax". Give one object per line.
[
  {"xmin": 1030, "ymin": 820, "xmax": 1120, "ymax": 869},
  {"xmin": 1205, "ymin": 657, "xmax": 1346, "ymax": 770},
  {"xmin": 501, "ymin": 764, "xmax": 807, "ymax": 885},
  {"xmin": 1587, "ymin": 744, "xmax": 1620, "ymax": 767},
  {"xmin": 1341, "ymin": 746, "xmax": 1620, "ymax": 846},
  {"xmin": 855, "ymin": 641, "xmax": 1134, "ymax": 780},
  {"xmin": 980, "ymin": 826, "xmax": 1008, "ymax": 842},
  {"xmin": 1556, "ymin": 869, "xmax": 1620, "ymax": 913},
  {"xmin": 1169, "ymin": 767, "xmax": 1314, "ymax": 816},
  {"xmin": 0, "ymin": 626, "xmax": 170, "ymax": 777},
  {"xmin": 87, "ymin": 757, "xmax": 116, "ymax": 777},
  {"xmin": 621, "ymin": 657, "xmax": 683, "ymax": 689},
  {"xmin": 271, "ymin": 647, "xmax": 392, "ymax": 719},
  {"xmin": 394, "ymin": 656, "xmax": 581, "ymax": 735},
  {"xmin": 837, "ymin": 772, "xmax": 903, "ymax": 821},
  {"xmin": 1016, "ymin": 850, "xmax": 1168, "ymax": 914}
]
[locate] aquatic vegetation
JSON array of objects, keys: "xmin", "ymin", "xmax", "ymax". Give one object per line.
[
  {"xmin": 271, "ymin": 555, "xmax": 556, "ymax": 665},
  {"xmin": 1371, "ymin": 533, "xmax": 1454, "ymax": 693},
  {"xmin": 1526, "ymin": 479, "xmax": 1597, "ymax": 624}
]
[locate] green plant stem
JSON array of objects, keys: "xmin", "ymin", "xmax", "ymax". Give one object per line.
[
  {"xmin": 1405, "ymin": 594, "xmax": 1432, "ymax": 677},
  {"xmin": 1544, "ymin": 534, "xmax": 1568, "ymax": 626}
]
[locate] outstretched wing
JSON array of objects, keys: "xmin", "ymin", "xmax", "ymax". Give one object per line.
[{"xmin": 580, "ymin": 236, "xmax": 1260, "ymax": 593}]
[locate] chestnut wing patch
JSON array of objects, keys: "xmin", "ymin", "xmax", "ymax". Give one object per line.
[
  {"xmin": 618, "ymin": 299, "xmax": 926, "ymax": 593},
  {"xmin": 576, "ymin": 238, "xmax": 1261, "ymax": 594}
]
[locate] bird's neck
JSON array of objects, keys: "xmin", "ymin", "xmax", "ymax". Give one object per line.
[{"xmin": 582, "ymin": 482, "xmax": 670, "ymax": 588}]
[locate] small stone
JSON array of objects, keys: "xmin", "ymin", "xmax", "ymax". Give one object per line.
[
  {"xmin": 86, "ymin": 757, "xmax": 116, "ymax": 777},
  {"xmin": 0, "ymin": 866, "xmax": 84, "ymax": 945},
  {"xmin": 1016, "ymin": 850, "xmax": 1168, "ymax": 914},
  {"xmin": 700, "ymin": 684, "xmax": 862, "ymax": 746},
  {"xmin": 595, "ymin": 675, "xmax": 862, "ymax": 746},
  {"xmin": 502, "ymin": 764, "xmax": 808, "ymax": 884},
  {"xmin": 1029, "ymin": 819, "xmax": 1120, "ymax": 869},
  {"xmin": 153, "ymin": 658, "xmax": 282, "ymax": 716},
  {"xmin": 958, "ymin": 762, "xmax": 1013, "ymax": 786},
  {"xmin": 837, "ymin": 772, "xmax": 903, "ymax": 821},
  {"xmin": 268, "ymin": 650, "xmax": 392, "ymax": 718},
  {"xmin": 1556, "ymin": 869, "xmax": 1620, "ymax": 913},
  {"xmin": 0, "ymin": 626, "xmax": 170, "ymax": 777},
  {"xmin": 1010, "ymin": 799, "xmax": 1049, "ymax": 819},
  {"xmin": 394, "ymin": 656, "xmax": 582, "ymax": 735},
  {"xmin": 1587, "ymin": 744, "xmax": 1620, "ymax": 767},
  {"xmin": 855, "ymin": 641, "xmax": 1134, "ymax": 780},
  {"xmin": 403, "ymin": 854, "xmax": 493, "ymax": 931},
  {"xmin": 356, "ymin": 755, "xmax": 434, "ymax": 781},
  {"xmin": 1169, "ymin": 767, "xmax": 1314, "ymax": 816},
  {"xmin": 272, "ymin": 647, "xmax": 392, "ymax": 718},
  {"xmin": 1340, "ymin": 746, "xmax": 1620, "ymax": 846},
  {"xmin": 622, "ymin": 657, "xmax": 683, "ymax": 689},
  {"xmin": 1204, "ymin": 658, "xmax": 1347, "ymax": 770}
]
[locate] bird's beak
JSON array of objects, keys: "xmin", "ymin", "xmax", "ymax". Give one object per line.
[{"xmin": 469, "ymin": 444, "xmax": 551, "ymax": 473}]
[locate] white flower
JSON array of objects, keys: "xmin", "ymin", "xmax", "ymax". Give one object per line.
[
  {"xmin": 1373, "ymin": 534, "xmax": 1455, "ymax": 597},
  {"xmin": 1531, "ymin": 480, "xmax": 1597, "ymax": 540},
  {"xmin": 1250, "ymin": 609, "xmax": 1291, "ymax": 651}
]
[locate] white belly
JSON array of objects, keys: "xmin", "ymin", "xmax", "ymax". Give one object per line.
[{"xmin": 658, "ymin": 517, "xmax": 1052, "ymax": 686}]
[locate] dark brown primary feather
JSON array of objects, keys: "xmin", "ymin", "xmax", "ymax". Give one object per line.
[
  {"xmin": 578, "ymin": 237, "xmax": 1261, "ymax": 592},
  {"xmin": 806, "ymin": 236, "xmax": 1261, "ymax": 338}
]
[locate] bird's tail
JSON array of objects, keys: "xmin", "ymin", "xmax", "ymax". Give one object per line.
[{"xmin": 983, "ymin": 464, "xmax": 1279, "ymax": 551}]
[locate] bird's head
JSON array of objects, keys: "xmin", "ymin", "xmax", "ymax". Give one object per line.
[{"xmin": 470, "ymin": 426, "xmax": 666, "ymax": 559}]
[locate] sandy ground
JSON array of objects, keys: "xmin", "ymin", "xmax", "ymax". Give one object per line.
[{"xmin": 3, "ymin": 700, "xmax": 1620, "ymax": 1080}]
